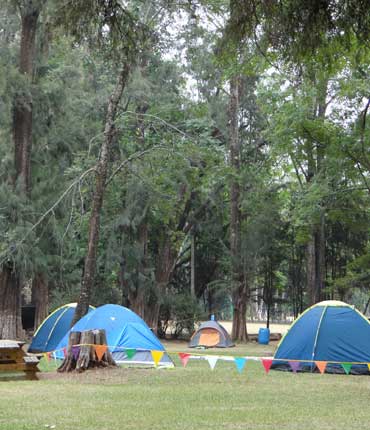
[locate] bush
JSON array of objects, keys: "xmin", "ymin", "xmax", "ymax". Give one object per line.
[{"xmin": 158, "ymin": 293, "xmax": 201, "ymax": 339}]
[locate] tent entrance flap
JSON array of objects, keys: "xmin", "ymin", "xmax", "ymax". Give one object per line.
[{"xmin": 199, "ymin": 329, "xmax": 220, "ymax": 347}]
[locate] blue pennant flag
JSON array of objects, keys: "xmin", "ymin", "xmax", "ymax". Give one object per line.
[{"xmin": 234, "ymin": 357, "xmax": 247, "ymax": 373}]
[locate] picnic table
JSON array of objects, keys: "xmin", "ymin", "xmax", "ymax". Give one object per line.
[{"xmin": 0, "ymin": 340, "xmax": 39, "ymax": 380}]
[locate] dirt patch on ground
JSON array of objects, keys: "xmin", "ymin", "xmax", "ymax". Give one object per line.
[{"xmin": 36, "ymin": 365, "xmax": 155, "ymax": 384}]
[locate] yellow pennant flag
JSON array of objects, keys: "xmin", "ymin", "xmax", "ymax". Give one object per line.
[
  {"xmin": 95, "ymin": 345, "xmax": 108, "ymax": 361},
  {"xmin": 367, "ymin": 363, "xmax": 370, "ymax": 372},
  {"xmin": 151, "ymin": 350, "xmax": 164, "ymax": 366},
  {"xmin": 315, "ymin": 361, "xmax": 327, "ymax": 374}
]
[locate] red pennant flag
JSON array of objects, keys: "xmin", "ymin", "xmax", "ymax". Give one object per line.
[
  {"xmin": 315, "ymin": 361, "xmax": 327, "ymax": 374},
  {"xmin": 62, "ymin": 347, "xmax": 67, "ymax": 359},
  {"xmin": 261, "ymin": 359, "xmax": 273, "ymax": 374},
  {"xmin": 178, "ymin": 353, "xmax": 190, "ymax": 367},
  {"xmin": 95, "ymin": 345, "xmax": 108, "ymax": 361}
]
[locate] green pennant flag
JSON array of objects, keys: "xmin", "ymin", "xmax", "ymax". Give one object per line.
[
  {"xmin": 126, "ymin": 349, "xmax": 136, "ymax": 360},
  {"xmin": 341, "ymin": 363, "xmax": 352, "ymax": 375}
]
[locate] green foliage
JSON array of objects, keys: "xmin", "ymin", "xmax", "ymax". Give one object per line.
[{"xmin": 158, "ymin": 292, "xmax": 200, "ymax": 339}]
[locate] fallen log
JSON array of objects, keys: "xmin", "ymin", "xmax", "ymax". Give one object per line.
[{"xmin": 58, "ymin": 329, "xmax": 116, "ymax": 373}]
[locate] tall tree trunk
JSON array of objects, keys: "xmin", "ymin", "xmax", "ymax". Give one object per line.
[
  {"xmin": 72, "ymin": 64, "xmax": 131, "ymax": 326},
  {"xmin": 31, "ymin": 273, "xmax": 48, "ymax": 329},
  {"xmin": 126, "ymin": 223, "xmax": 148, "ymax": 319},
  {"xmin": 0, "ymin": 266, "xmax": 23, "ymax": 339},
  {"xmin": 0, "ymin": 1, "xmax": 42, "ymax": 340},
  {"xmin": 190, "ymin": 230, "xmax": 195, "ymax": 298},
  {"xmin": 306, "ymin": 76, "xmax": 328, "ymax": 306},
  {"xmin": 229, "ymin": 75, "xmax": 248, "ymax": 342},
  {"xmin": 145, "ymin": 236, "xmax": 176, "ymax": 333},
  {"xmin": 14, "ymin": 6, "xmax": 39, "ymax": 195}
]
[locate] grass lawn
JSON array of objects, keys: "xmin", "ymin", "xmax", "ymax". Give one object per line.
[{"xmin": 0, "ymin": 341, "xmax": 370, "ymax": 430}]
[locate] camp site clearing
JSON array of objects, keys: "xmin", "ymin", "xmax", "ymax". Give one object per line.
[{"xmin": 1, "ymin": 340, "xmax": 370, "ymax": 430}]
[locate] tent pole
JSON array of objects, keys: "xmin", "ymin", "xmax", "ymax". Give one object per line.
[{"xmin": 310, "ymin": 305, "xmax": 327, "ymax": 372}]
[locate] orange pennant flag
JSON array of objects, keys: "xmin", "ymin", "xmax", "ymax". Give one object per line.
[
  {"xmin": 95, "ymin": 345, "xmax": 108, "ymax": 361},
  {"xmin": 315, "ymin": 361, "xmax": 327, "ymax": 374},
  {"xmin": 151, "ymin": 350, "xmax": 164, "ymax": 366}
]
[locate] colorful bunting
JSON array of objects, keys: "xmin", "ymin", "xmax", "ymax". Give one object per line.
[
  {"xmin": 38, "ymin": 343, "xmax": 370, "ymax": 377},
  {"xmin": 234, "ymin": 357, "xmax": 247, "ymax": 373},
  {"xmin": 341, "ymin": 363, "xmax": 352, "ymax": 375},
  {"xmin": 315, "ymin": 361, "xmax": 327, "ymax": 374},
  {"xmin": 261, "ymin": 359, "xmax": 273, "ymax": 374},
  {"xmin": 178, "ymin": 353, "xmax": 191, "ymax": 367},
  {"xmin": 72, "ymin": 346, "xmax": 80, "ymax": 361},
  {"xmin": 151, "ymin": 350, "xmax": 164, "ymax": 366},
  {"xmin": 289, "ymin": 361, "xmax": 300, "ymax": 373},
  {"xmin": 95, "ymin": 345, "xmax": 108, "ymax": 361},
  {"xmin": 207, "ymin": 356, "xmax": 218, "ymax": 370},
  {"xmin": 125, "ymin": 349, "xmax": 137, "ymax": 360}
]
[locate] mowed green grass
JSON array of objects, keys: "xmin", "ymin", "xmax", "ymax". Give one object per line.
[{"xmin": 1, "ymin": 341, "xmax": 370, "ymax": 430}]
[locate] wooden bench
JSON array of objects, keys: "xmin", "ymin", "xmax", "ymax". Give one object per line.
[{"xmin": 0, "ymin": 340, "xmax": 39, "ymax": 380}]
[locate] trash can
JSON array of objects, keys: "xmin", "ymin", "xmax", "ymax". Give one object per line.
[{"xmin": 258, "ymin": 327, "xmax": 270, "ymax": 345}]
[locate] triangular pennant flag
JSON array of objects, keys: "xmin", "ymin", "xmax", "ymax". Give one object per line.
[
  {"xmin": 125, "ymin": 349, "xmax": 136, "ymax": 360},
  {"xmin": 72, "ymin": 346, "xmax": 80, "ymax": 361},
  {"xmin": 207, "ymin": 356, "xmax": 218, "ymax": 370},
  {"xmin": 289, "ymin": 361, "xmax": 300, "ymax": 373},
  {"xmin": 234, "ymin": 357, "xmax": 247, "ymax": 373},
  {"xmin": 95, "ymin": 345, "xmax": 108, "ymax": 361},
  {"xmin": 151, "ymin": 350, "xmax": 164, "ymax": 366},
  {"xmin": 178, "ymin": 353, "xmax": 190, "ymax": 367},
  {"xmin": 261, "ymin": 359, "xmax": 273, "ymax": 374},
  {"xmin": 62, "ymin": 347, "xmax": 67, "ymax": 359},
  {"xmin": 341, "ymin": 363, "xmax": 352, "ymax": 375},
  {"xmin": 367, "ymin": 363, "xmax": 370, "ymax": 373},
  {"xmin": 43, "ymin": 353, "xmax": 49, "ymax": 362},
  {"xmin": 315, "ymin": 361, "xmax": 327, "ymax": 374}
]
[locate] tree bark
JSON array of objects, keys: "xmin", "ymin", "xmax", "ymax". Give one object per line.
[
  {"xmin": 306, "ymin": 76, "xmax": 328, "ymax": 306},
  {"xmin": 58, "ymin": 329, "xmax": 116, "ymax": 373},
  {"xmin": 0, "ymin": 1, "xmax": 43, "ymax": 340},
  {"xmin": 0, "ymin": 266, "xmax": 24, "ymax": 339},
  {"xmin": 190, "ymin": 231, "xmax": 196, "ymax": 298},
  {"xmin": 71, "ymin": 64, "xmax": 131, "ymax": 327},
  {"xmin": 31, "ymin": 273, "xmax": 48, "ymax": 329},
  {"xmin": 229, "ymin": 74, "xmax": 248, "ymax": 342},
  {"xmin": 14, "ymin": 5, "xmax": 40, "ymax": 195},
  {"xmin": 145, "ymin": 236, "xmax": 176, "ymax": 333},
  {"xmin": 122, "ymin": 222, "xmax": 148, "ymax": 319}
]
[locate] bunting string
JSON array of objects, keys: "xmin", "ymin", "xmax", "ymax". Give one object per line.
[{"xmin": 36, "ymin": 343, "xmax": 370, "ymax": 375}]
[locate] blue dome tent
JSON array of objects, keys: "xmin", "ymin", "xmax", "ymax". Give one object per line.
[
  {"xmin": 55, "ymin": 304, "xmax": 173, "ymax": 367},
  {"xmin": 273, "ymin": 300, "xmax": 370, "ymax": 374},
  {"xmin": 28, "ymin": 303, "xmax": 95, "ymax": 353}
]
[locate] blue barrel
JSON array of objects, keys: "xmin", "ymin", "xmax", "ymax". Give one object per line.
[{"xmin": 258, "ymin": 328, "xmax": 270, "ymax": 345}]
